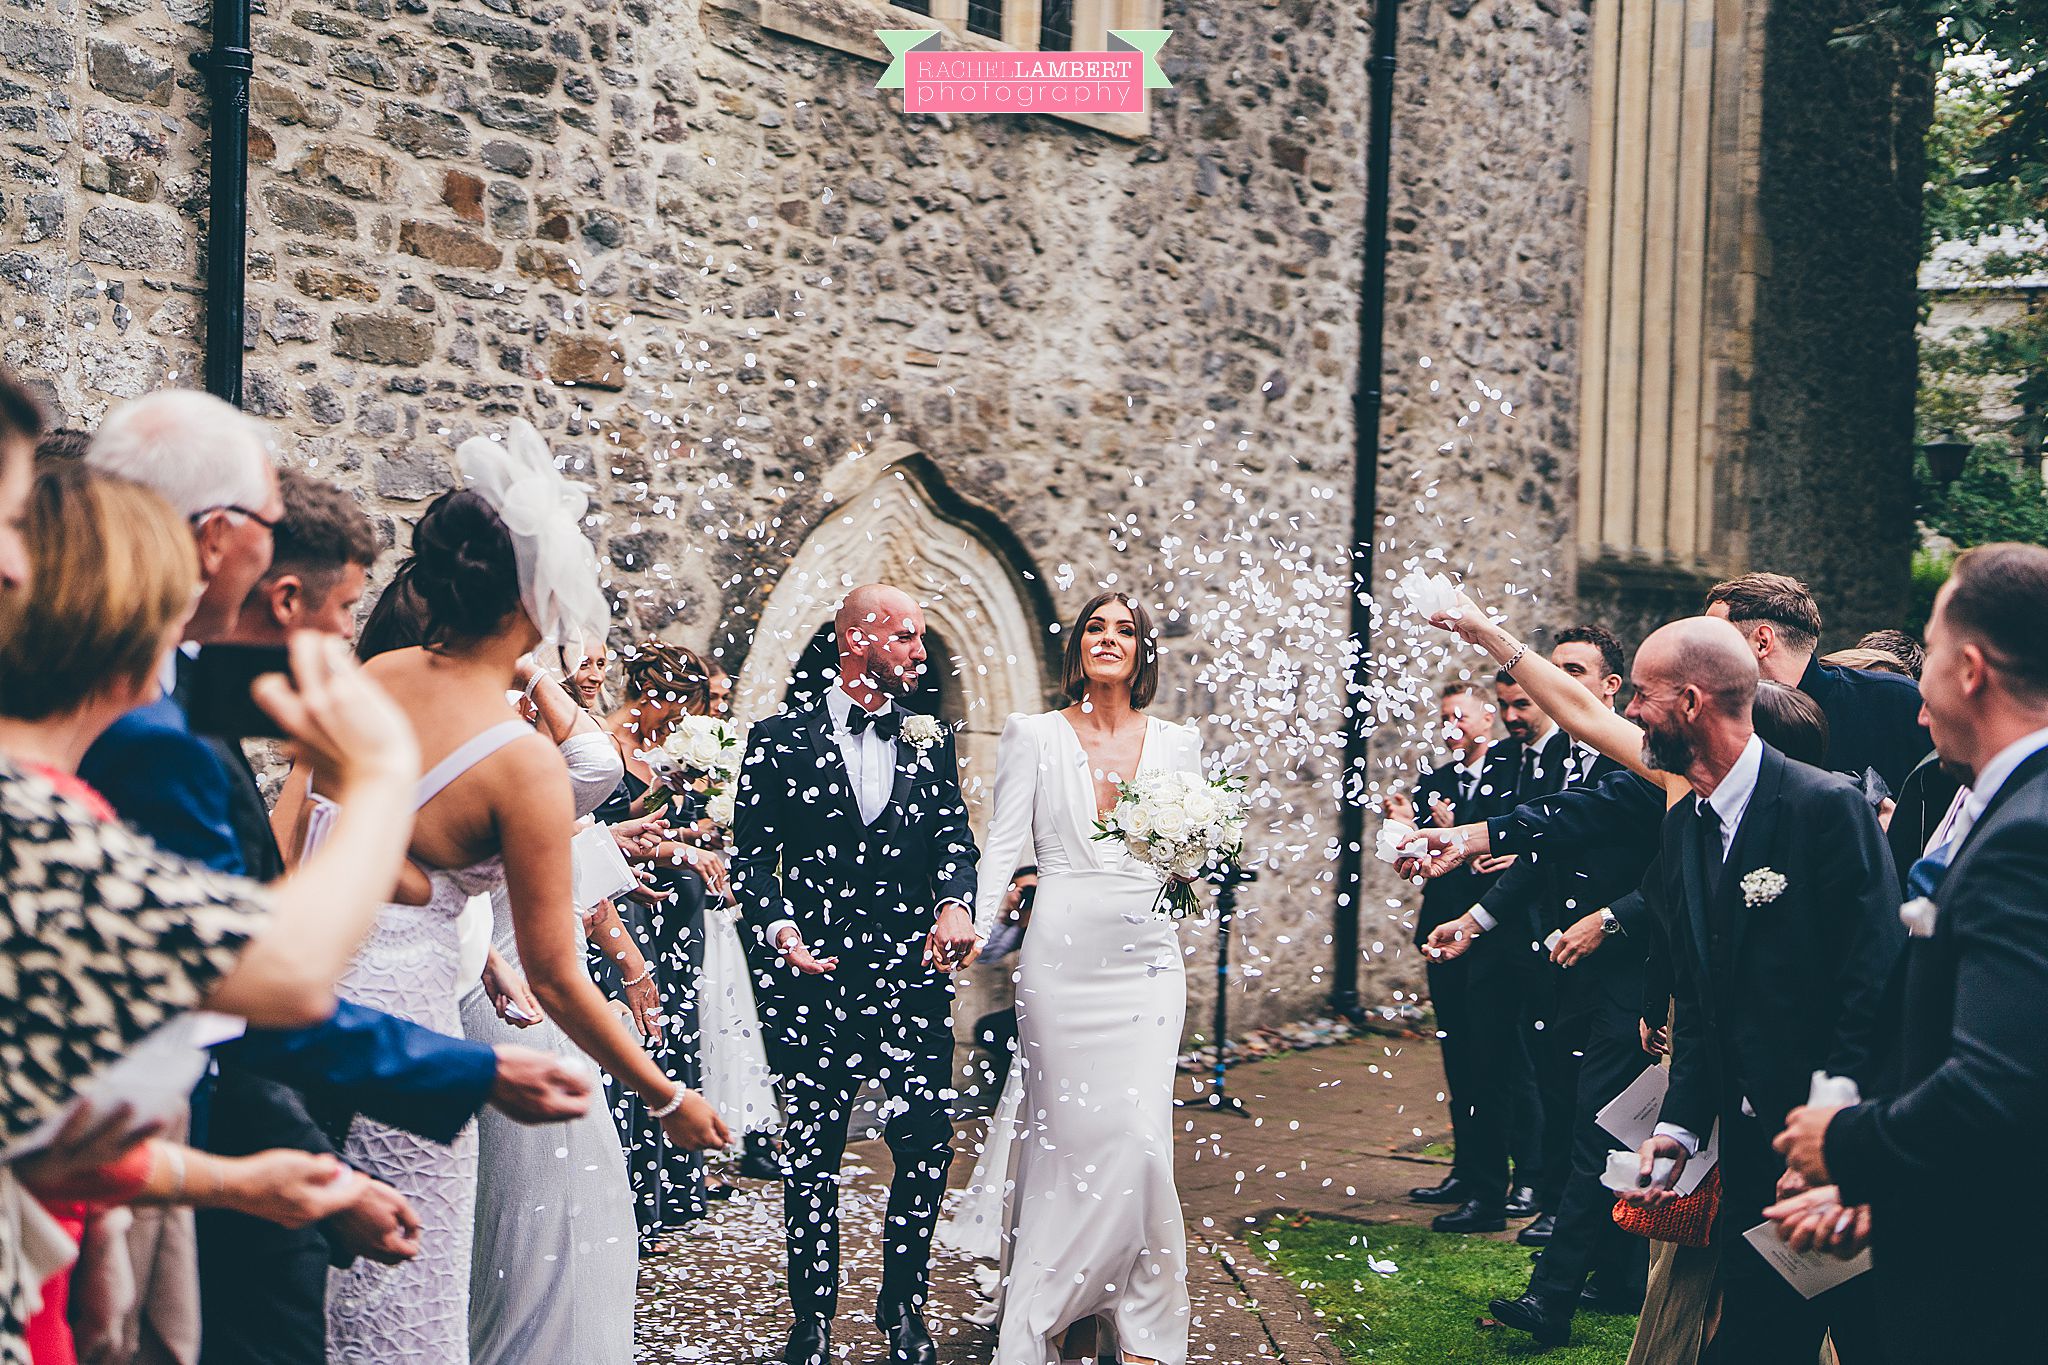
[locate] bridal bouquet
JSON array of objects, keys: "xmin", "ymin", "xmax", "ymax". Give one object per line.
[
  {"xmin": 1093, "ymin": 769, "xmax": 1250, "ymax": 918},
  {"xmin": 643, "ymin": 715, "xmax": 742, "ymax": 824}
]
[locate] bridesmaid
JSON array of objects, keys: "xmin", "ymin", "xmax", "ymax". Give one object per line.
[{"xmin": 592, "ymin": 642, "xmax": 727, "ymax": 1244}]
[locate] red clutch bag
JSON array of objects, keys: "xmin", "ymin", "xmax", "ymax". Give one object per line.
[{"xmin": 1611, "ymin": 1165, "xmax": 1721, "ymax": 1247}]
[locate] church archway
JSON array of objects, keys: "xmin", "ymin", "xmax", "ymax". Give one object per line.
[{"xmin": 731, "ymin": 444, "xmax": 1056, "ymax": 809}]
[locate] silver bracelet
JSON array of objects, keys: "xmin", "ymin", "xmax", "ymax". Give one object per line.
[
  {"xmin": 1502, "ymin": 642, "xmax": 1529, "ymax": 675},
  {"xmin": 647, "ymin": 1085, "xmax": 687, "ymax": 1119},
  {"xmin": 622, "ymin": 966, "xmax": 653, "ymax": 987}
]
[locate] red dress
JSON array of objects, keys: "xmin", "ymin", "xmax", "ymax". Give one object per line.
[{"xmin": 23, "ymin": 766, "xmax": 157, "ymax": 1365}]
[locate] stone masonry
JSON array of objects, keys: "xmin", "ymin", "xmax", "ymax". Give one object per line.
[{"xmin": 0, "ymin": 0, "xmax": 1603, "ymax": 1030}]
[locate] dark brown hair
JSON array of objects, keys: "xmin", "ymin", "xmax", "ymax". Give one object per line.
[
  {"xmin": 1705, "ymin": 573, "xmax": 1823, "ymax": 653},
  {"xmin": 1554, "ymin": 623, "xmax": 1627, "ymax": 680},
  {"xmin": 622, "ymin": 640, "xmax": 711, "ymax": 714},
  {"xmin": 252, "ymin": 470, "xmax": 379, "ymax": 613},
  {"xmin": 1751, "ymin": 678, "xmax": 1829, "ymax": 768},
  {"xmin": 1061, "ymin": 591, "xmax": 1158, "ymax": 709},
  {"xmin": 1941, "ymin": 543, "xmax": 2048, "ymax": 702},
  {"xmin": 1855, "ymin": 628, "xmax": 1924, "ymax": 680},
  {"xmin": 0, "ymin": 370, "xmax": 44, "ymax": 455}
]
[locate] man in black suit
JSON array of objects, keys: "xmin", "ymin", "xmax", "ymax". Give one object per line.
[
  {"xmin": 1624, "ymin": 617, "xmax": 1903, "ymax": 1365},
  {"xmin": 1706, "ymin": 572, "xmax": 1932, "ymax": 792},
  {"xmin": 1393, "ymin": 682, "xmax": 1540, "ymax": 1220},
  {"xmin": 1774, "ymin": 543, "xmax": 2048, "ymax": 1363},
  {"xmin": 733, "ymin": 583, "xmax": 982, "ymax": 1365}
]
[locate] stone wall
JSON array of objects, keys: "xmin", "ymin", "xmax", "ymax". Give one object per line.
[{"xmin": 0, "ymin": 0, "xmax": 1605, "ymax": 1031}]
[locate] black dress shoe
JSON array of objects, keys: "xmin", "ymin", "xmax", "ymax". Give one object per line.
[
  {"xmin": 1432, "ymin": 1199, "xmax": 1507, "ymax": 1234},
  {"xmin": 1408, "ymin": 1174, "xmax": 1472, "ymax": 1205},
  {"xmin": 1516, "ymin": 1212, "xmax": 1557, "ymax": 1246},
  {"xmin": 784, "ymin": 1317, "xmax": 830, "ymax": 1365},
  {"xmin": 738, "ymin": 1131, "xmax": 784, "ymax": 1181},
  {"xmin": 1579, "ymin": 1280, "xmax": 1645, "ymax": 1314},
  {"xmin": 1490, "ymin": 1293, "xmax": 1571, "ymax": 1347},
  {"xmin": 1503, "ymin": 1184, "xmax": 1540, "ymax": 1217},
  {"xmin": 878, "ymin": 1306, "xmax": 938, "ymax": 1365}
]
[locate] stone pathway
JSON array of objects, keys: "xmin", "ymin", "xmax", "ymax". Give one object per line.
[{"xmin": 635, "ymin": 1032, "xmax": 1475, "ymax": 1364}]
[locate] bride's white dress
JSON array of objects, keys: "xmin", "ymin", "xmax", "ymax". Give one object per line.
[{"xmin": 964, "ymin": 711, "xmax": 1198, "ymax": 1365}]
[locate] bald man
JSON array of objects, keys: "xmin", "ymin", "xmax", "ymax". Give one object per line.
[
  {"xmin": 731, "ymin": 583, "xmax": 980, "ymax": 1365},
  {"xmin": 1623, "ymin": 618, "xmax": 1902, "ymax": 1365}
]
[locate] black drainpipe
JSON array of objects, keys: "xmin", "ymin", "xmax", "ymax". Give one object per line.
[
  {"xmin": 194, "ymin": 0, "xmax": 254, "ymax": 407},
  {"xmin": 1332, "ymin": 0, "xmax": 1400, "ymax": 1021}
]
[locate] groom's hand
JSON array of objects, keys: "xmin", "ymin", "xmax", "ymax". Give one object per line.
[
  {"xmin": 925, "ymin": 901, "xmax": 979, "ymax": 974},
  {"xmin": 775, "ymin": 927, "xmax": 838, "ymax": 975}
]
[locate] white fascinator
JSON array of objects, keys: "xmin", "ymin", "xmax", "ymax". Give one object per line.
[{"xmin": 454, "ymin": 420, "xmax": 612, "ymax": 660}]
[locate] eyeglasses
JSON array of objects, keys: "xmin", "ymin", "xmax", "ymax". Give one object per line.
[{"xmin": 191, "ymin": 504, "xmax": 282, "ymax": 531}]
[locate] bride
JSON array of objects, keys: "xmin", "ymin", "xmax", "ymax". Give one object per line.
[{"xmin": 968, "ymin": 591, "xmax": 1199, "ymax": 1365}]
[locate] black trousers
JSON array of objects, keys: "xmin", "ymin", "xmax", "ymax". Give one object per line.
[
  {"xmin": 760, "ymin": 975, "xmax": 957, "ymax": 1321},
  {"xmin": 1437, "ymin": 933, "xmax": 1544, "ymax": 1200},
  {"xmin": 1526, "ymin": 982, "xmax": 1650, "ymax": 1305},
  {"xmin": 1704, "ymin": 1114, "xmax": 1884, "ymax": 1365}
]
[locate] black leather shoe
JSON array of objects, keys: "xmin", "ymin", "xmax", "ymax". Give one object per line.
[
  {"xmin": 878, "ymin": 1306, "xmax": 938, "ymax": 1365},
  {"xmin": 784, "ymin": 1317, "xmax": 830, "ymax": 1365},
  {"xmin": 1432, "ymin": 1199, "xmax": 1507, "ymax": 1234},
  {"xmin": 1503, "ymin": 1184, "xmax": 1540, "ymax": 1217},
  {"xmin": 1579, "ymin": 1280, "xmax": 1645, "ymax": 1314},
  {"xmin": 1516, "ymin": 1212, "xmax": 1557, "ymax": 1246},
  {"xmin": 1408, "ymin": 1174, "xmax": 1472, "ymax": 1205},
  {"xmin": 1490, "ymin": 1293, "xmax": 1571, "ymax": 1347},
  {"xmin": 738, "ymin": 1132, "xmax": 783, "ymax": 1181}
]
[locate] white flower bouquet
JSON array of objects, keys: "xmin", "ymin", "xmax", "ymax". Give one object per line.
[
  {"xmin": 642, "ymin": 715, "xmax": 742, "ymax": 825},
  {"xmin": 1093, "ymin": 769, "xmax": 1250, "ymax": 918}
]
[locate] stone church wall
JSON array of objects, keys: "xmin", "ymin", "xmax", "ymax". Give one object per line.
[{"xmin": 0, "ymin": 0, "xmax": 1596, "ymax": 1032}]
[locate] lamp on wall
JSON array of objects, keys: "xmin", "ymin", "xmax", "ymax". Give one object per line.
[{"xmin": 1921, "ymin": 435, "xmax": 1974, "ymax": 489}]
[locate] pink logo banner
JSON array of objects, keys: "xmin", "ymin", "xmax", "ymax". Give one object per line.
[{"xmin": 903, "ymin": 50, "xmax": 1145, "ymax": 114}]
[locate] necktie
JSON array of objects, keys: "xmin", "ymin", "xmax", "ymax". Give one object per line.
[
  {"xmin": 848, "ymin": 706, "xmax": 901, "ymax": 741},
  {"xmin": 1695, "ymin": 797, "xmax": 1726, "ymax": 867},
  {"xmin": 1906, "ymin": 839, "xmax": 1955, "ymax": 901}
]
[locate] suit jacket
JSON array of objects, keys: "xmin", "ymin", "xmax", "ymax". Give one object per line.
[
  {"xmin": 1829, "ymin": 746, "xmax": 2048, "ymax": 1232},
  {"xmin": 1797, "ymin": 655, "xmax": 1932, "ymax": 794},
  {"xmin": 1654, "ymin": 743, "xmax": 1906, "ymax": 1141},
  {"xmin": 1409, "ymin": 744, "xmax": 1521, "ymax": 942},
  {"xmin": 732, "ymin": 700, "xmax": 980, "ymax": 996}
]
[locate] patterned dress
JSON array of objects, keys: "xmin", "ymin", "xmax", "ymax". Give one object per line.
[{"xmin": 0, "ymin": 759, "xmax": 268, "ymax": 1365}]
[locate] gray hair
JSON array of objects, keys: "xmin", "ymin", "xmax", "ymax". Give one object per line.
[{"xmin": 86, "ymin": 389, "xmax": 273, "ymax": 518}]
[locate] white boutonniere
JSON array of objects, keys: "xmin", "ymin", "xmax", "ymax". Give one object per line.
[
  {"xmin": 1899, "ymin": 896, "xmax": 1940, "ymax": 938},
  {"xmin": 900, "ymin": 714, "xmax": 946, "ymax": 754},
  {"xmin": 1740, "ymin": 868, "xmax": 1788, "ymax": 907}
]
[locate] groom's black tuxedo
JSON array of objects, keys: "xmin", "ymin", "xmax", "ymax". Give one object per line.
[
  {"xmin": 1651, "ymin": 741, "xmax": 1903, "ymax": 1365},
  {"xmin": 731, "ymin": 697, "xmax": 980, "ymax": 1323}
]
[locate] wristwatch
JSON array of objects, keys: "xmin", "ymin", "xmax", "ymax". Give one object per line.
[{"xmin": 1599, "ymin": 908, "xmax": 1621, "ymax": 936}]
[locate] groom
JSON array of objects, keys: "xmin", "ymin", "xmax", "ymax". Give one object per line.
[{"xmin": 732, "ymin": 583, "xmax": 983, "ymax": 1365}]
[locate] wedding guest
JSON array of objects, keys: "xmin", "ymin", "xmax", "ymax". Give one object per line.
[
  {"xmin": 592, "ymin": 642, "xmax": 726, "ymax": 1238},
  {"xmin": 1856, "ymin": 628, "xmax": 1924, "ymax": 680},
  {"xmin": 1623, "ymin": 617, "xmax": 1901, "ymax": 1365},
  {"xmin": 1704, "ymin": 573, "xmax": 1931, "ymax": 789},
  {"xmin": 192, "ymin": 470, "xmax": 590, "ymax": 1365},
  {"xmin": 568, "ymin": 640, "xmax": 610, "ymax": 711},
  {"xmin": 295, "ymin": 432, "xmax": 727, "ymax": 1365},
  {"xmin": 0, "ymin": 451, "xmax": 424, "ymax": 1365},
  {"xmin": 1391, "ymin": 684, "xmax": 1531, "ymax": 1218},
  {"xmin": 1820, "ymin": 646, "xmax": 1912, "ymax": 677},
  {"xmin": 1774, "ymin": 543, "xmax": 2048, "ymax": 1364}
]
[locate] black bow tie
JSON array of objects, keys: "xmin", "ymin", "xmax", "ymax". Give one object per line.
[{"xmin": 848, "ymin": 706, "xmax": 900, "ymax": 741}]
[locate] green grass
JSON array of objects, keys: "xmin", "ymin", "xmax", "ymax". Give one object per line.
[{"xmin": 1252, "ymin": 1216, "xmax": 1639, "ymax": 1362}]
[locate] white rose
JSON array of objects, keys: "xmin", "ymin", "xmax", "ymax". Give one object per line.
[
  {"xmin": 1150, "ymin": 805, "xmax": 1191, "ymax": 841},
  {"xmin": 706, "ymin": 791, "xmax": 736, "ymax": 828},
  {"xmin": 1119, "ymin": 802, "xmax": 1154, "ymax": 839},
  {"xmin": 1182, "ymin": 788, "xmax": 1221, "ymax": 827}
]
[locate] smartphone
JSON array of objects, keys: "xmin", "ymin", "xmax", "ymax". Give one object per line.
[{"xmin": 183, "ymin": 644, "xmax": 292, "ymax": 740}]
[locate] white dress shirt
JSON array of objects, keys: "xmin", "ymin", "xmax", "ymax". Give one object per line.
[
  {"xmin": 1950, "ymin": 725, "xmax": 2048, "ymax": 851},
  {"xmin": 827, "ymin": 685, "xmax": 898, "ymax": 826},
  {"xmin": 1652, "ymin": 731, "xmax": 1765, "ymax": 1157}
]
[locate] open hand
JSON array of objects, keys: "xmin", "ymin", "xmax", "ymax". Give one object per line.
[
  {"xmin": 777, "ymin": 929, "xmax": 838, "ymax": 976},
  {"xmin": 1381, "ymin": 790, "xmax": 1417, "ymax": 824}
]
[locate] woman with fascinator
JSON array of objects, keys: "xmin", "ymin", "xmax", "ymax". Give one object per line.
[{"xmin": 291, "ymin": 423, "xmax": 730, "ymax": 1365}]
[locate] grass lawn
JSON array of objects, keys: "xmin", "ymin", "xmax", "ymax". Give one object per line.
[{"xmin": 1253, "ymin": 1215, "xmax": 1639, "ymax": 1362}]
